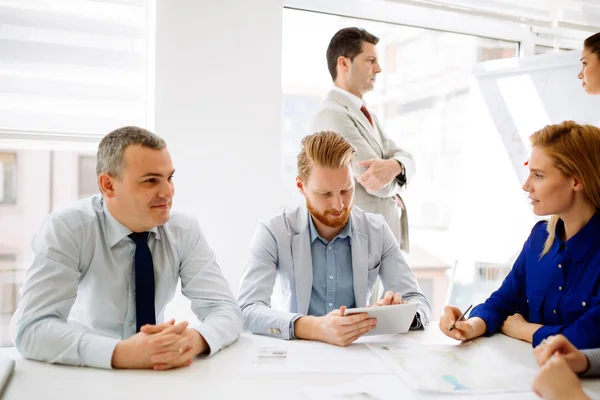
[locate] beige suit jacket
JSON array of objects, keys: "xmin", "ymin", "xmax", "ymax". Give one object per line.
[{"xmin": 310, "ymin": 89, "xmax": 415, "ymax": 252}]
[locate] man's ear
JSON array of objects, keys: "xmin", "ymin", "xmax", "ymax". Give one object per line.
[
  {"xmin": 98, "ymin": 173, "xmax": 116, "ymax": 198},
  {"xmin": 296, "ymin": 176, "xmax": 306, "ymax": 195},
  {"xmin": 337, "ymin": 55, "xmax": 350, "ymax": 74}
]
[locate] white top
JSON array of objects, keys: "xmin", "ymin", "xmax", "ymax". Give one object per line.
[{"xmin": 331, "ymin": 85, "xmax": 382, "ymax": 145}]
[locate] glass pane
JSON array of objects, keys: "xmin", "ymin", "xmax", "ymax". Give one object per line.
[
  {"xmin": 282, "ymin": 9, "xmax": 519, "ymax": 318},
  {"xmin": 535, "ymin": 45, "xmax": 574, "ymax": 55},
  {"xmin": 0, "ymin": 153, "xmax": 17, "ymax": 205},
  {"xmin": 0, "ymin": 0, "xmax": 151, "ymax": 135},
  {"xmin": 0, "ymin": 143, "xmax": 97, "ymax": 346},
  {"xmin": 78, "ymin": 155, "xmax": 98, "ymax": 199}
]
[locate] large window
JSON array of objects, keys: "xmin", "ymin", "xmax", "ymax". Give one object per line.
[
  {"xmin": 0, "ymin": 146, "xmax": 98, "ymax": 346},
  {"xmin": 0, "ymin": 0, "xmax": 151, "ymax": 136},
  {"xmin": 282, "ymin": 9, "xmax": 518, "ymax": 317},
  {"xmin": 0, "ymin": 0, "xmax": 153, "ymax": 346},
  {"xmin": 0, "ymin": 153, "xmax": 17, "ymax": 205}
]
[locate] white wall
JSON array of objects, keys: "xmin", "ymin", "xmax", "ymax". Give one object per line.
[{"xmin": 155, "ymin": 0, "xmax": 283, "ymax": 297}]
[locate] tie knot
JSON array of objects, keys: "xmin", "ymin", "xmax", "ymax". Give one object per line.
[{"xmin": 129, "ymin": 231, "xmax": 150, "ymax": 245}]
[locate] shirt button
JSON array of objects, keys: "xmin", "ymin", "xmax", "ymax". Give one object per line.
[
  {"xmin": 129, "ymin": 320, "xmax": 134, "ymax": 327},
  {"xmin": 553, "ymin": 310, "xmax": 557, "ymax": 314},
  {"xmin": 329, "ymin": 275, "xmax": 334, "ymax": 280},
  {"xmin": 328, "ymin": 245, "xmax": 332, "ymax": 250},
  {"xmin": 526, "ymin": 299, "xmax": 529, "ymax": 303},
  {"xmin": 558, "ymin": 286, "xmax": 562, "ymax": 291},
  {"xmin": 582, "ymin": 302, "xmax": 587, "ymax": 307},
  {"xmin": 558, "ymin": 264, "xmax": 562, "ymax": 269},
  {"xmin": 328, "ymin": 303, "xmax": 333, "ymax": 307}
]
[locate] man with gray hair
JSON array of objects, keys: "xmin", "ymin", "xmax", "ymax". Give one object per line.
[{"xmin": 10, "ymin": 126, "xmax": 242, "ymax": 370}]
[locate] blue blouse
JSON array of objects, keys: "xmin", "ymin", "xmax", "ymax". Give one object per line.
[{"xmin": 469, "ymin": 212, "xmax": 600, "ymax": 349}]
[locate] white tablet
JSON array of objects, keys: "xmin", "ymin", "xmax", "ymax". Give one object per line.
[{"xmin": 343, "ymin": 303, "xmax": 418, "ymax": 336}]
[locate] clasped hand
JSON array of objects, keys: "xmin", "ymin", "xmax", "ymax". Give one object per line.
[
  {"xmin": 112, "ymin": 319, "xmax": 208, "ymax": 370},
  {"xmin": 357, "ymin": 159, "xmax": 402, "ymax": 192}
]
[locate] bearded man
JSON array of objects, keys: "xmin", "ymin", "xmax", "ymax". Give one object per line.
[{"xmin": 237, "ymin": 131, "xmax": 430, "ymax": 346}]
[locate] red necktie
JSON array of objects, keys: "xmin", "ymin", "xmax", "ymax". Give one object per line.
[{"xmin": 360, "ymin": 105, "xmax": 373, "ymax": 127}]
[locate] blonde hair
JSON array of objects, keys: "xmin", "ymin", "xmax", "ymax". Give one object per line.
[
  {"xmin": 530, "ymin": 121, "xmax": 600, "ymax": 256},
  {"xmin": 297, "ymin": 131, "xmax": 357, "ymax": 181}
]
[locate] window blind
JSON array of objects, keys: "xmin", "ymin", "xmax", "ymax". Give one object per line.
[{"xmin": 0, "ymin": 0, "xmax": 151, "ymax": 139}]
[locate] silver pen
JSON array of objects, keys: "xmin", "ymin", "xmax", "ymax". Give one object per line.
[{"xmin": 449, "ymin": 304, "xmax": 473, "ymax": 331}]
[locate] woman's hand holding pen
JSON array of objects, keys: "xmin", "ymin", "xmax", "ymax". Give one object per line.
[{"xmin": 439, "ymin": 305, "xmax": 486, "ymax": 341}]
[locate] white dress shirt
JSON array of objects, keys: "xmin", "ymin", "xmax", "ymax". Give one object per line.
[
  {"xmin": 10, "ymin": 194, "xmax": 242, "ymax": 369},
  {"xmin": 331, "ymin": 85, "xmax": 382, "ymax": 145}
]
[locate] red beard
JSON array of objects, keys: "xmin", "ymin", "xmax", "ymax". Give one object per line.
[{"xmin": 306, "ymin": 199, "xmax": 351, "ymax": 228}]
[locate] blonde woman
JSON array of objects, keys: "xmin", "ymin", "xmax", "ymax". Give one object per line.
[{"xmin": 439, "ymin": 121, "xmax": 600, "ymax": 353}]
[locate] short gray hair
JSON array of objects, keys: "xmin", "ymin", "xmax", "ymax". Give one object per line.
[{"xmin": 96, "ymin": 126, "xmax": 167, "ymax": 178}]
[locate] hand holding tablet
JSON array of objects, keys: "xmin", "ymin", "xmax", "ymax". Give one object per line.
[
  {"xmin": 343, "ymin": 303, "xmax": 418, "ymax": 336},
  {"xmin": 294, "ymin": 306, "xmax": 378, "ymax": 347},
  {"xmin": 375, "ymin": 290, "xmax": 406, "ymax": 306}
]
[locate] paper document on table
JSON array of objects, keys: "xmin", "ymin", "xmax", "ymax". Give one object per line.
[
  {"xmin": 367, "ymin": 341, "xmax": 537, "ymax": 394},
  {"xmin": 303, "ymin": 375, "xmax": 406, "ymax": 400},
  {"xmin": 245, "ymin": 340, "xmax": 391, "ymax": 374}
]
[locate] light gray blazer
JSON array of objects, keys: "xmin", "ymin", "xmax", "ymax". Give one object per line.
[
  {"xmin": 237, "ymin": 204, "xmax": 431, "ymax": 340},
  {"xmin": 311, "ymin": 89, "xmax": 415, "ymax": 252}
]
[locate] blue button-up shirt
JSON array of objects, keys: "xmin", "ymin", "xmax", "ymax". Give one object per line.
[
  {"xmin": 307, "ymin": 216, "xmax": 355, "ymax": 316},
  {"xmin": 289, "ymin": 216, "xmax": 356, "ymax": 338},
  {"xmin": 470, "ymin": 212, "xmax": 600, "ymax": 349}
]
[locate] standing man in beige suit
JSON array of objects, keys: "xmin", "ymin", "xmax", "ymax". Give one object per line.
[{"xmin": 311, "ymin": 27, "xmax": 414, "ymax": 253}]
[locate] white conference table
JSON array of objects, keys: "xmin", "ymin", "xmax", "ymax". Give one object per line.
[{"xmin": 1, "ymin": 325, "xmax": 599, "ymax": 400}]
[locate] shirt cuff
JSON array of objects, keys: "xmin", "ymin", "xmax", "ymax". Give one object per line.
[
  {"xmin": 581, "ymin": 350, "xmax": 600, "ymax": 377},
  {"xmin": 289, "ymin": 314, "xmax": 302, "ymax": 339},
  {"xmin": 468, "ymin": 305, "xmax": 501, "ymax": 336},
  {"xmin": 410, "ymin": 311, "xmax": 423, "ymax": 330},
  {"xmin": 531, "ymin": 325, "xmax": 560, "ymax": 347},
  {"xmin": 192, "ymin": 324, "xmax": 221, "ymax": 357},
  {"xmin": 79, "ymin": 334, "xmax": 121, "ymax": 369}
]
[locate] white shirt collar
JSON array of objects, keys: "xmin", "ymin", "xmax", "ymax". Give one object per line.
[
  {"xmin": 332, "ymin": 85, "xmax": 365, "ymax": 111},
  {"xmin": 101, "ymin": 195, "xmax": 160, "ymax": 247}
]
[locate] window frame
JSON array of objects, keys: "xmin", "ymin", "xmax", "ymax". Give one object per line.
[{"xmin": 283, "ymin": 0, "xmax": 595, "ymax": 57}]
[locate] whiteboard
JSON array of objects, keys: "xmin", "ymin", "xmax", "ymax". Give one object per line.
[
  {"xmin": 449, "ymin": 50, "xmax": 600, "ymax": 274},
  {"xmin": 471, "ymin": 50, "xmax": 600, "ymax": 185}
]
